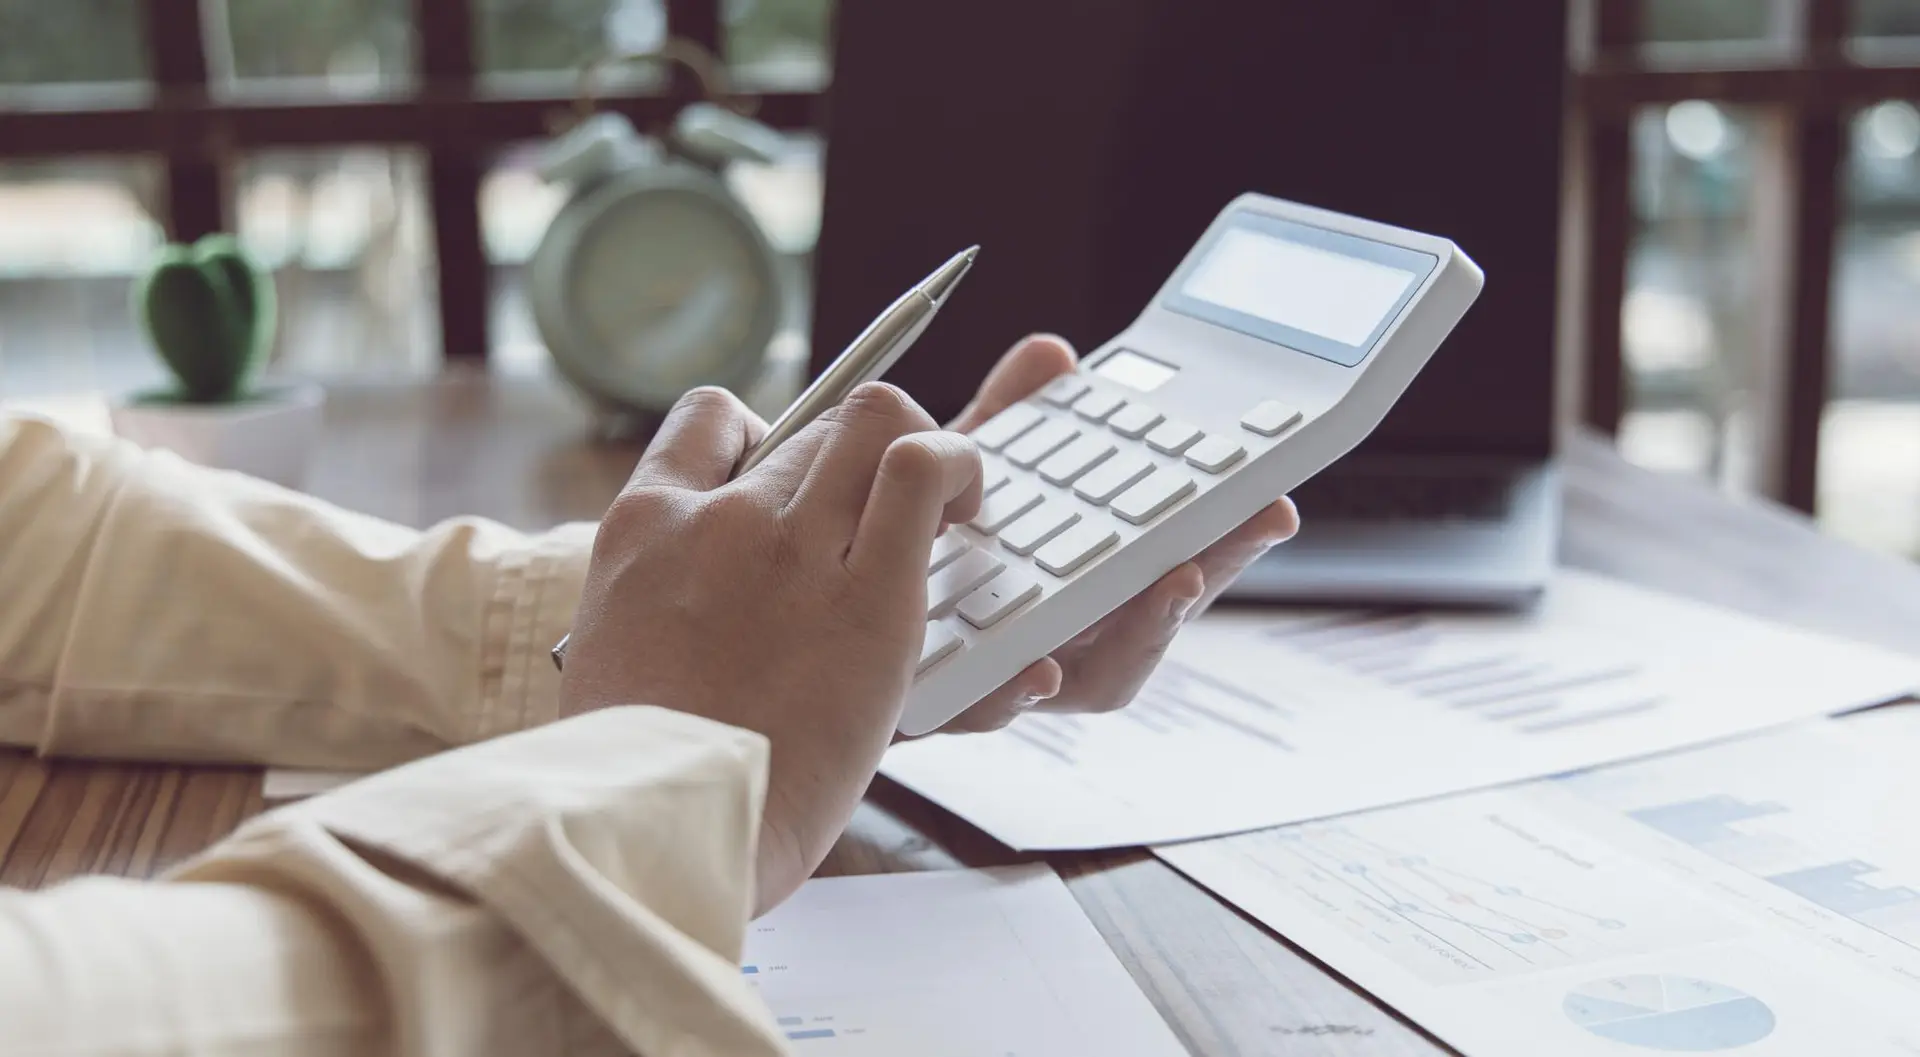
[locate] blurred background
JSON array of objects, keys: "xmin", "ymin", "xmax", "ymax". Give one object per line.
[{"xmin": 0, "ymin": 0, "xmax": 1917, "ymax": 555}]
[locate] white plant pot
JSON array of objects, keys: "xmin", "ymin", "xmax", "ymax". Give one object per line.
[{"xmin": 109, "ymin": 383, "xmax": 326, "ymax": 490}]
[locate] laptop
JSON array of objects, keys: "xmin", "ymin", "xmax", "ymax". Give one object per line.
[{"xmin": 812, "ymin": 0, "xmax": 1567, "ymax": 609}]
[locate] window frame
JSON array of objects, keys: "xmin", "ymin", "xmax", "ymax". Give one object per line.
[{"xmin": 0, "ymin": 0, "xmax": 827, "ymax": 364}]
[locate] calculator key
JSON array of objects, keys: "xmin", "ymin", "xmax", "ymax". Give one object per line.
[
  {"xmin": 1034, "ymin": 521, "xmax": 1121, "ymax": 576},
  {"xmin": 1145, "ymin": 419, "xmax": 1204, "ymax": 455},
  {"xmin": 1111, "ymin": 470, "xmax": 1196, "ymax": 525},
  {"xmin": 929, "ymin": 531, "xmax": 970, "ymax": 572},
  {"xmin": 971, "ymin": 404, "xmax": 1045, "ymax": 452},
  {"xmin": 1004, "ymin": 419, "xmax": 1081, "ymax": 469},
  {"xmin": 1185, "ymin": 436, "xmax": 1247, "ymax": 473},
  {"xmin": 928, "ymin": 548, "xmax": 1005, "ymax": 616},
  {"xmin": 1107, "ymin": 404, "xmax": 1164, "ymax": 439},
  {"xmin": 969, "ymin": 483, "xmax": 1045, "ymax": 535},
  {"xmin": 981, "ymin": 463, "xmax": 1010, "ymax": 496},
  {"xmin": 958, "ymin": 570, "xmax": 1043, "ymax": 629},
  {"xmin": 999, "ymin": 503, "xmax": 1082, "ymax": 556},
  {"xmin": 1072, "ymin": 452, "xmax": 1156, "ymax": 505},
  {"xmin": 1071, "ymin": 390, "xmax": 1127, "ymax": 423},
  {"xmin": 1041, "ymin": 376, "xmax": 1091, "ymax": 407},
  {"xmin": 1241, "ymin": 400, "xmax": 1304, "ymax": 437},
  {"xmin": 1037, "ymin": 436, "xmax": 1118, "ymax": 486},
  {"xmin": 917, "ymin": 622, "xmax": 963, "ymax": 674}
]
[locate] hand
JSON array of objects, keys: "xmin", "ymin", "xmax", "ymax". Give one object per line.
[
  {"xmin": 927, "ymin": 335, "xmax": 1300, "ymax": 734},
  {"xmin": 558, "ymin": 385, "xmax": 981, "ymax": 913}
]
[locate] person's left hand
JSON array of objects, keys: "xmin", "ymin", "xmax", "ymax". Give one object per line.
[{"xmin": 923, "ymin": 334, "xmax": 1300, "ymax": 736}]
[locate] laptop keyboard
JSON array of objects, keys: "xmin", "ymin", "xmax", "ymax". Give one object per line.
[{"xmin": 1291, "ymin": 471, "xmax": 1513, "ymax": 522}]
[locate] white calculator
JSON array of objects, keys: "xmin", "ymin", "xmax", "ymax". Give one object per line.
[{"xmin": 901, "ymin": 193, "xmax": 1485, "ymax": 736}]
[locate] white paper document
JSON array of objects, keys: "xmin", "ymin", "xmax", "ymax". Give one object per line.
[
  {"xmin": 880, "ymin": 569, "xmax": 1920, "ymax": 850},
  {"xmin": 1155, "ymin": 709, "xmax": 1920, "ymax": 1057},
  {"xmin": 740, "ymin": 865, "xmax": 1187, "ymax": 1056}
]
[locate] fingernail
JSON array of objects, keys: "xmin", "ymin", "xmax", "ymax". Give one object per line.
[{"xmin": 1169, "ymin": 594, "xmax": 1202, "ymax": 624}]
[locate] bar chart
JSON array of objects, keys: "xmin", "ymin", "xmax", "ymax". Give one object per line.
[
  {"xmin": 1261, "ymin": 609, "xmax": 1668, "ymax": 736},
  {"xmin": 1625, "ymin": 795, "xmax": 1920, "ymax": 952},
  {"xmin": 1006, "ymin": 658, "xmax": 1297, "ymax": 765}
]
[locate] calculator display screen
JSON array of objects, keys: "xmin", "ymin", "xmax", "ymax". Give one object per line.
[
  {"xmin": 1092, "ymin": 349, "xmax": 1179, "ymax": 392},
  {"xmin": 1183, "ymin": 229, "xmax": 1417, "ymax": 346},
  {"xmin": 1163, "ymin": 213, "xmax": 1440, "ymax": 368}
]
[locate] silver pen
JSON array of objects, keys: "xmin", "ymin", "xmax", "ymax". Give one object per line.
[{"xmin": 552, "ymin": 245, "xmax": 979, "ymax": 671}]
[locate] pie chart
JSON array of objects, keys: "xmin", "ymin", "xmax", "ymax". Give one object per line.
[{"xmin": 1564, "ymin": 975, "xmax": 1776, "ymax": 1052}]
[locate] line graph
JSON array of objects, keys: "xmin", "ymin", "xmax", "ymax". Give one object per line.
[
  {"xmin": 1175, "ymin": 795, "xmax": 1738, "ymax": 985},
  {"xmin": 1262, "ymin": 610, "xmax": 1668, "ymax": 736}
]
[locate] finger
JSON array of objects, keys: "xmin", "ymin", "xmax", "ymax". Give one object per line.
[
  {"xmin": 1035, "ymin": 561, "xmax": 1206, "ymax": 714},
  {"xmin": 789, "ymin": 382, "xmax": 943, "ymax": 530},
  {"xmin": 947, "ymin": 334, "xmax": 1078, "ymax": 433},
  {"xmin": 932, "ymin": 659, "xmax": 1064, "ymax": 735},
  {"xmin": 1188, "ymin": 498, "xmax": 1302, "ymax": 612},
  {"xmin": 848, "ymin": 431, "xmax": 983, "ymax": 576},
  {"xmin": 624, "ymin": 387, "xmax": 769, "ymax": 493}
]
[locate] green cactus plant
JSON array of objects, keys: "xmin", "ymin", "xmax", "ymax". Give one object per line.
[{"xmin": 132, "ymin": 234, "xmax": 277, "ymax": 404}]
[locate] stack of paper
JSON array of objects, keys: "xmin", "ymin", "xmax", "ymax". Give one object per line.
[
  {"xmin": 1155, "ymin": 708, "xmax": 1920, "ymax": 1056},
  {"xmin": 745, "ymin": 865, "xmax": 1187, "ymax": 1056},
  {"xmin": 880, "ymin": 569, "xmax": 1920, "ymax": 850}
]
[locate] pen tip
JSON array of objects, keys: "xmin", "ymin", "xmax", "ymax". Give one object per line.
[{"xmin": 920, "ymin": 247, "xmax": 977, "ymax": 307}]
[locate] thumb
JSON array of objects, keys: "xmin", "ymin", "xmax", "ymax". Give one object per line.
[
  {"xmin": 849, "ymin": 432, "xmax": 982, "ymax": 577},
  {"xmin": 948, "ymin": 334, "xmax": 1078, "ymax": 433}
]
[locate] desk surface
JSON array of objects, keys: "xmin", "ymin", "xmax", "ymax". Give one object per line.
[{"xmin": 7, "ymin": 371, "xmax": 1920, "ymax": 1056}]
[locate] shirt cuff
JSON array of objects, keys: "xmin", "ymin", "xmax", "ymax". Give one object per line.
[
  {"xmin": 468, "ymin": 520, "xmax": 596, "ymax": 745},
  {"xmin": 178, "ymin": 706, "xmax": 788, "ymax": 1057}
]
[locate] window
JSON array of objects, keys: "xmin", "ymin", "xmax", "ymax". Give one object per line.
[
  {"xmin": 1573, "ymin": 0, "xmax": 1920, "ymax": 562},
  {"xmin": 0, "ymin": 0, "xmax": 831, "ymax": 388}
]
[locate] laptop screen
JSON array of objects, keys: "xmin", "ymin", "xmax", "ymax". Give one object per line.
[{"xmin": 811, "ymin": 0, "xmax": 1566, "ymax": 460}]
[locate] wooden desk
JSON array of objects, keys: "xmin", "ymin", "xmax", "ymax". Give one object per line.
[{"xmin": 6, "ymin": 372, "xmax": 1920, "ymax": 1055}]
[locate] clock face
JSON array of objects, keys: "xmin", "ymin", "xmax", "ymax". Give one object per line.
[{"xmin": 568, "ymin": 188, "xmax": 775, "ymax": 398}]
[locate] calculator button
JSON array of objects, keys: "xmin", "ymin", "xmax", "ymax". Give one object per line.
[
  {"xmin": 1241, "ymin": 400, "xmax": 1304, "ymax": 437},
  {"xmin": 1004, "ymin": 420, "xmax": 1082, "ymax": 469},
  {"xmin": 928, "ymin": 548, "xmax": 1005, "ymax": 616},
  {"xmin": 972, "ymin": 404, "xmax": 1045, "ymax": 452},
  {"xmin": 917, "ymin": 622, "xmax": 963, "ymax": 674},
  {"xmin": 1037, "ymin": 436, "xmax": 1118, "ymax": 486},
  {"xmin": 1071, "ymin": 390, "xmax": 1127, "ymax": 423},
  {"xmin": 1072, "ymin": 452, "xmax": 1156, "ymax": 505},
  {"xmin": 1111, "ymin": 470, "xmax": 1196, "ymax": 524},
  {"xmin": 969, "ymin": 483, "xmax": 1045, "ymax": 535},
  {"xmin": 1107, "ymin": 404, "xmax": 1164, "ymax": 439},
  {"xmin": 1184, "ymin": 436, "xmax": 1247, "ymax": 473},
  {"xmin": 929, "ymin": 531, "xmax": 970, "ymax": 572},
  {"xmin": 958, "ymin": 570, "xmax": 1043, "ymax": 629},
  {"xmin": 1145, "ymin": 420, "xmax": 1203, "ymax": 455},
  {"xmin": 1041, "ymin": 376, "xmax": 1091, "ymax": 407},
  {"xmin": 1034, "ymin": 521, "xmax": 1121, "ymax": 576},
  {"xmin": 999, "ymin": 503, "xmax": 1082, "ymax": 556},
  {"xmin": 981, "ymin": 463, "xmax": 1010, "ymax": 496}
]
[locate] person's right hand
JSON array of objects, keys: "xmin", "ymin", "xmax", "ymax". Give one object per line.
[{"xmin": 557, "ymin": 384, "xmax": 982, "ymax": 915}]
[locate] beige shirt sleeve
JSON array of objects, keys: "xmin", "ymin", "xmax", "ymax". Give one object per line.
[
  {"xmin": 0, "ymin": 706, "xmax": 790, "ymax": 1057},
  {"xmin": 0, "ymin": 412, "xmax": 593, "ymax": 770}
]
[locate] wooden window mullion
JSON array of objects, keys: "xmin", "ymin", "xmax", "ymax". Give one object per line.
[
  {"xmin": 414, "ymin": 0, "xmax": 490, "ymax": 363},
  {"xmin": 142, "ymin": 0, "xmax": 225, "ymax": 241},
  {"xmin": 1748, "ymin": 0, "xmax": 1848, "ymax": 511},
  {"xmin": 1575, "ymin": 0, "xmax": 1639, "ymax": 436}
]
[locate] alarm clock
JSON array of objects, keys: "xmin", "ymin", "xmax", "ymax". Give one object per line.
[{"xmin": 526, "ymin": 101, "xmax": 792, "ymax": 432}]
